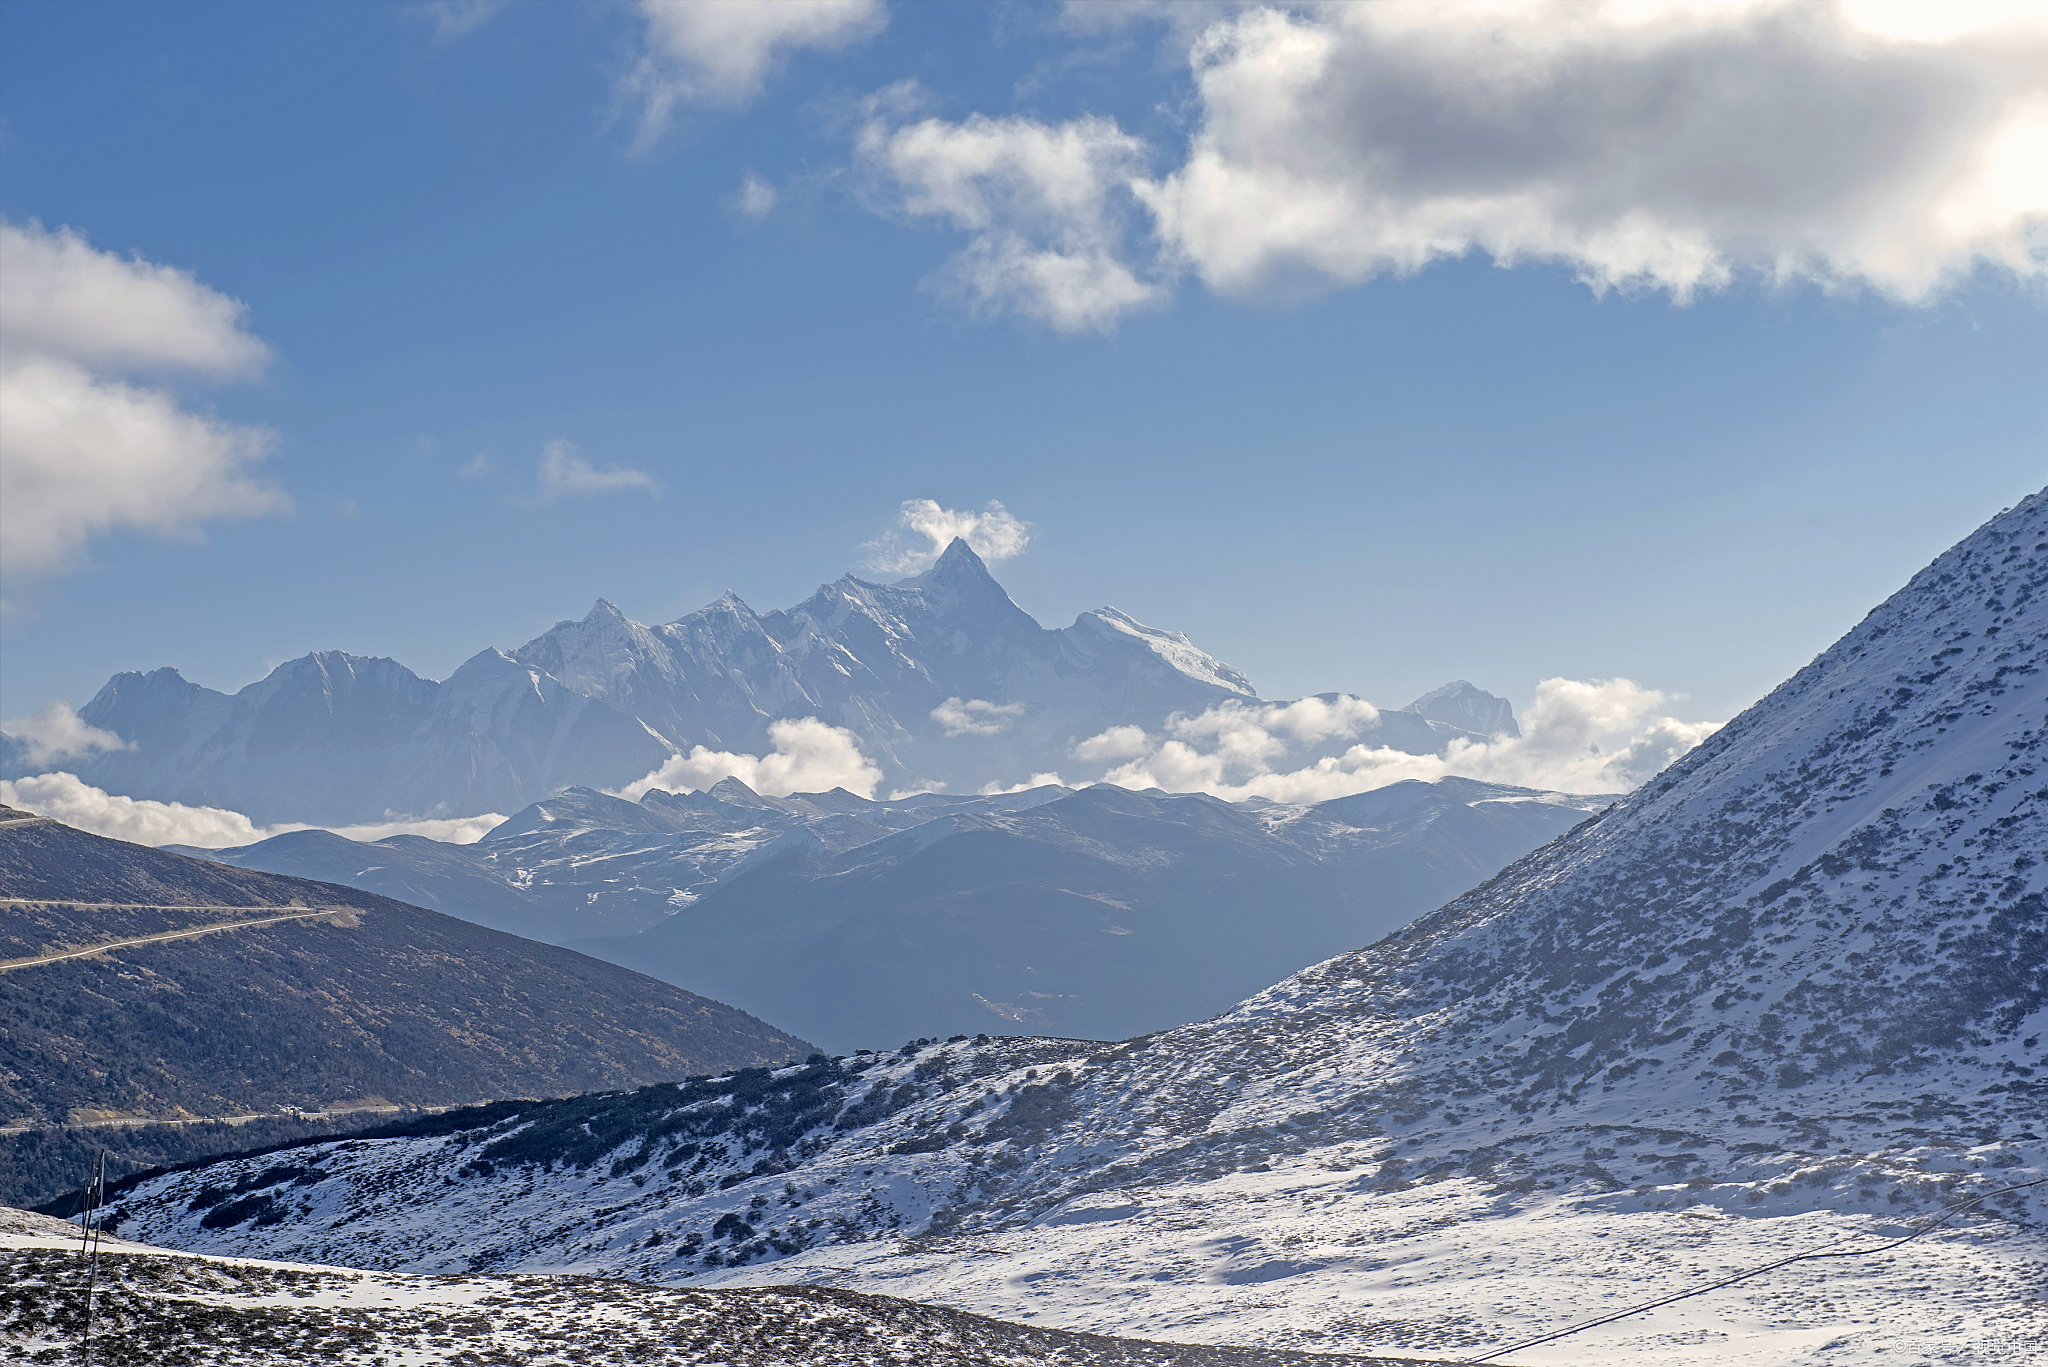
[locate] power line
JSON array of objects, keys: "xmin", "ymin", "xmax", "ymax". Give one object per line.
[{"xmin": 1458, "ymin": 1174, "xmax": 2048, "ymax": 1364}]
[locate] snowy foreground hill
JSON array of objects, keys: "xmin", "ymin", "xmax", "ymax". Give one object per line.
[{"xmin": 89, "ymin": 494, "xmax": 2048, "ymax": 1364}]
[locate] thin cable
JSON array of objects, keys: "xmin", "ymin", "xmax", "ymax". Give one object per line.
[{"xmin": 1458, "ymin": 1174, "xmax": 2048, "ymax": 1364}]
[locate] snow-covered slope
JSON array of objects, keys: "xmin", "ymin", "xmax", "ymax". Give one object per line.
[
  {"xmin": 1, "ymin": 1210, "xmax": 1454, "ymax": 1367},
  {"xmin": 99, "ymin": 494, "xmax": 2048, "ymax": 1363}
]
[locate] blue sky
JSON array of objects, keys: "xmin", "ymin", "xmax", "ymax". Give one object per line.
[{"xmin": 2, "ymin": 0, "xmax": 2042, "ymax": 733}]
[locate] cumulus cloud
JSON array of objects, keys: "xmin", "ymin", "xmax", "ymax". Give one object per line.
[
  {"xmin": 1085, "ymin": 678, "xmax": 1720, "ymax": 803},
  {"xmin": 860, "ymin": 2, "xmax": 2047, "ymax": 327},
  {"xmin": 535, "ymin": 439, "xmax": 657, "ymax": 501},
  {"xmin": 1, "ymin": 701, "xmax": 131, "ymax": 768},
  {"xmin": 624, "ymin": 0, "xmax": 886, "ymax": 145},
  {"xmin": 932, "ymin": 696, "xmax": 1026, "ymax": 737},
  {"xmin": 856, "ymin": 88, "xmax": 1164, "ymax": 331},
  {"xmin": 0, "ymin": 771, "xmax": 504, "ymax": 848},
  {"xmin": 0, "ymin": 220, "xmax": 286, "ymax": 585},
  {"xmin": 1071, "ymin": 724, "xmax": 1149, "ymax": 762},
  {"xmin": 612, "ymin": 716, "xmax": 882, "ymax": 800},
  {"xmin": 859, "ymin": 498, "xmax": 1032, "ymax": 575}
]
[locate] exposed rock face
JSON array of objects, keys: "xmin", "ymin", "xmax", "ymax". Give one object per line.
[{"xmin": 1400, "ymin": 679, "xmax": 1520, "ymax": 738}]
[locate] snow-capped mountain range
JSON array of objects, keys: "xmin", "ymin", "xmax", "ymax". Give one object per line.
[
  {"xmin": 3, "ymin": 540, "xmax": 1512, "ymax": 826},
  {"xmin": 93, "ymin": 495, "xmax": 2048, "ymax": 1364}
]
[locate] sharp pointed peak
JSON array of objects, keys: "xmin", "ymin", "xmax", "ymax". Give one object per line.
[
  {"xmin": 935, "ymin": 537, "xmax": 987, "ymax": 569},
  {"xmin": 585, "ymin": 597, "xmax": 625, "ymax": 622},
  {"xmin": 895, "ymin": 536, "xmax": 1002, "ymax": 590}
]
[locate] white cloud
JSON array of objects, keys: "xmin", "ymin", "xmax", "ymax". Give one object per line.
[
  {"xmin": 0, "ymin": 221, "xmax": 286, "ymax": 586},
  {"xmin": 412, "ymin": 0, "xmax": 505, "ymax": 43},
  {"xmin": 932, "ymin": 696, "xmax": 1026, "ymax": 737},
  {"xmin": 859, "ymin": 498, "xmax": 1032, "ymax": 575},
  {"xmin": 323, "ymin": 812, "xmax": 508, "ymax": 845},
  {"xmin": 1092, "ymin": 678, "xmax": 1720, "ymax": 802},
  {"xmin": 856, "ymin": 90, "xmax": 1164, "ymax": 332},
  {"xmin": 0, "ymin": 220, "xmax": 270, "ymax": 377},
  {"xmin": 624, "ymin": 0, "xmax": 886, "ymax": 145},
  {"xmin": 858, "ymin": 2, "xmax": 2047, "ymax": 328},
  {"xmin": 0, "ymin": 771, "xmax": 504, "ymax": 848},
  {"xmin": 735, "ymin": 171, "xmax": 779, "ymax": 220},
  {"xmin": 612, "ymin": 716, "xmax": 883, "ymax": 800},
  {"xmin": 1, "ymin": 700, "xmax": 131, "ymax": 768},
  {"xmin": 979, "ymin": 771, "xmax": 1065, "ymax": 796},
  {"xmin": 1072, "ymin": 724, "xmax": 1149, "ymax": 761},
  {"xmin": 535, "ymin": 439, "xmax": 657, "ymax": 501}
]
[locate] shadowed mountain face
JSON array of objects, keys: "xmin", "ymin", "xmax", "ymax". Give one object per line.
[
  {"xmin": 25, "ymin": 649, "xmax": 671, "ymax": 827},
  {"xmin": 6, "ymin": 539, "xmax": 1516, "ymax": 824},
  {"xmin": 179, "ymin": 771, "xmax": 1606, "ymax": 1049},
  {"xmin": 569, "ymin": 778, "xmax": 1607, "ymax": 1052},
  {"xmin": 91, "ymin": 493, "xmax": 2048, "ymax": 1366},
  {"xmin": 0, "ymin": 805, "xmax": 815, "ymax": 1134}
]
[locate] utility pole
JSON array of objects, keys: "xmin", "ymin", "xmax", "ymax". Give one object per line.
[{"xmin": 77, "ymin": 1148, "xmax": 105, "ymax": 1366}]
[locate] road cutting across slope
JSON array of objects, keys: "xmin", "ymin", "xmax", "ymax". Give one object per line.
[{"xmin": 0, "ymin": 906, "xmax": 361, "ymax": 972}]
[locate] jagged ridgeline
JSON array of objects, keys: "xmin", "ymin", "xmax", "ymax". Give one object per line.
[
  {"xmin": 0, "ymin": 808, "xmax": 815, "ymax": 1206},
  {"xmin": 6, "ymin": 538, "xmax": 1514, "ymax": 825},
  {"xmin": 83, "ymin": 492, "xmax": 2048, "ymax": 1363}
]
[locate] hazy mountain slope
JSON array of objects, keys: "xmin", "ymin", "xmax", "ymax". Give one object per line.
[
  {"xmin": 187, "ymin": 779, "xmax": 1077, "ymax": 942},
  {"xmin": 0, "ymin": 806, "xmax": 815, "ymax": 1137},
  {"xmin": 1400, "ymin": 679, "xmax": 1520, "ymax": 738},
  {"xmin": 166, "ymin": 826, "xmax": 566, "ymax": 942},
  {"xmin": 581, "ymin": 779, "xmax": 1606, "ymax": 1051},
  {"xmin": 96, "ymin": 493, "xmax": 2048, "ymax": 1366},
  {"xmin": 20, "ymin": 650, "xmax": 669, "ymax": 825}
]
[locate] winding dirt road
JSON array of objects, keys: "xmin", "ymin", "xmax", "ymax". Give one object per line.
[{"xmin": 0, "ymin": 904, "xmax": 361, "ymax": 973}]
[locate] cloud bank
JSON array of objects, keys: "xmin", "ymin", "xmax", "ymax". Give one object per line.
[
  {"xmin": 613, "ymin": 716, "xmax": 883, "ymax": 800},
  {"xmin": 1076, "ymin": 677, "xmax": 1720, "ymax": 802},
  {"xmin": 0, "ymin": 221, "xmax": 287, "ymax": 586},
  {"xmin": 860, "ymin": 498, "xmax": 1032, "ymax": 575},
  {"xmin": 931, "ymin": 696, "xmax": 1026, "ymax": 737},
  {"xmin": 1, "ymin": 700, "xmax": 131, "ymax": 768},
  {"xmin": 624, "ymin": 0, "xmax": 885, "ymax": 145},
  {"xmin": 859, "ymin": 1, "xmax": 2048, "ymax": 329},
  {"xmin": 0, "ymin": 771, "xmax": 505, "ymax": 849}
]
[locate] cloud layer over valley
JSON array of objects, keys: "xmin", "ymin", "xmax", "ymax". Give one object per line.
[
  {"xmin": 1078, "ymin": 677, "xmax": 1720, "ymax": 802},
  {"xmin": 611, "ymin": 716, "xmax": 885, "ymax": 801},
  {"xmin": 0, "ymin": 771, "xmax": 506, "ymax": 850}
]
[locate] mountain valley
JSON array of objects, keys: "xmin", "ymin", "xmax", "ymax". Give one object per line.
[{"xmin": 67, "ymin": 495, "xmax": 2048, "ymax": 1364}]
